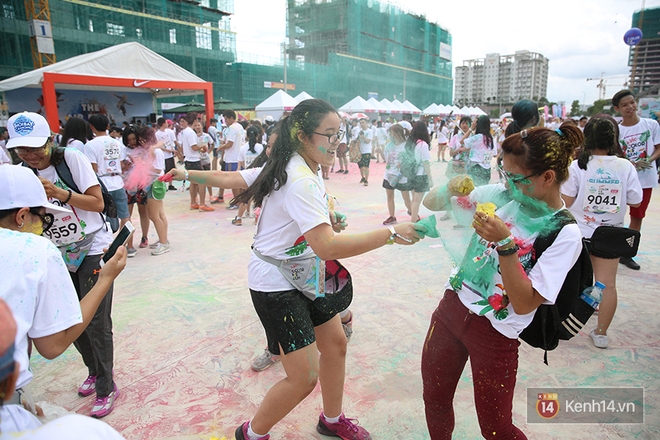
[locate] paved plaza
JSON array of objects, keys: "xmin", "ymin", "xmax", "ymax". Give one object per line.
[{"xmin": 29, "ymin": 155, "xmax": 660, "ymax": 439}]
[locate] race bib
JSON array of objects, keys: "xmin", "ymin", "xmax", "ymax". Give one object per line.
[
  {"xmin": 43, "ymin": 201, "xmax": 86, "ymax": 246},
  {"xmin": 582, "ymin": 182, "xmax": 622, "ymax": 214}
]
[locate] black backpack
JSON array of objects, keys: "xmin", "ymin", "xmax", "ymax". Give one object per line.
[
  {"xmin": 518, "ymin": 209, "xmax": 594, "ymax": 365},
  {"xmin": 24, "ymin": 147, "xmax": 120, "ymax": 232}
]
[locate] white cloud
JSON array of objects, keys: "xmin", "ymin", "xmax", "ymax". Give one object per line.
[{"xmin": 234, "ymin": 0, "xmax": 660, "ymax": 105}]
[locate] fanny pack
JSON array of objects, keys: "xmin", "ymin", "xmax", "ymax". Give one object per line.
[
  {"xmin": 586, "ymin": 225, "xmax": 641, "ymax": 259},
  {"xmin": 252, "ymin": 248, "xmax": 325, "ymax": 301},
  {"xmin": 58, "ymin": 230, "xmax": 97, "ymax": 273}
]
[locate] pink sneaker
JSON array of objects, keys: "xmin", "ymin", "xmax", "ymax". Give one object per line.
[
  {"xmin": 90, "ymin": 383, "xmax": 120, "ymax": 418},
  {"xmin": 316, "ymin": 413, "xmax": 371, "ymax": 440},
  {"xmin": 78, "ymin": 375, "xmax": 97, "ymax": 397},
  {"xmin": 235, "ymin": 421, "xmax": 270, "ymax": 440}
]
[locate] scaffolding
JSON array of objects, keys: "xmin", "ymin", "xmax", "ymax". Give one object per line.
[{"xmin": 629, "ymin": 7, "xmax": 660, "ymax": 96}]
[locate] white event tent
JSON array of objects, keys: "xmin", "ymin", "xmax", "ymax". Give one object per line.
[
  {"xmin": 338, "ymin": 96, "xmax": 377, "ymax": 113},
  {"xmin": 293, "ymin": 91, "xmax": 314, "ymax": 103},
  {"xmin": 423, "ymin": 103, "xmax": 442, "ymax": 115},
  {"xmin": 255, "ymin": 90, "xmax": 298, "ymax": 120},
  {"xmin": 402, "ymin": 100, "xmax": 422, "ymax": 115},
  {"xmin": 367, "ymin": 97, "xmax": 389, "ymax": 114}
]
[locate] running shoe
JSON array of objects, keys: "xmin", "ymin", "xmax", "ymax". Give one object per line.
[
  {"xmin": 210, "ymin": 196, "xmax": 224, "ymax": 204},
  {"xmin": 139, "ymin": 237, "xmax": 148, "ymax": 248},
  {"xmin": 382, "ymin": 216, "xmax": 397, "ymax": 225},
  {"xmin": 359, "ymin": 178, "xmax": 365, "ymax": 184},
  {"xmin": 316, "ymin": 413, "xmax": 371, "ymax": 440},
  {"xmin": 149, "ymin": 241, "xmax": 160, "ymax": 249},
  {"xmin": 126, "ymin": 248, "xmax": 138, "ymax": 258},
  {"xmin": 151, "ymin": 242, "xmax": 171, "ymax": 256},
  {"xmin": 235, "ymin": 422, "xmax": 270, "ymax": 440},
  {"xmin": 232, "ymin": 216, "xmax": 242, "ymax": 226},
  {"xmin": 619, "ymin": 257, "xmax": 640, "ymax": 270},
  {"xmin": 78, "ymin": 375, "xmax": 97, "ymax": 397},
  {"xmin": 199, "ymin": 205, "xmax": 215, "ymax": 212},
  {"xmin": 190, "ymin": 203, "xmax": 200, "ymax": 210},
  {"xmin": 590, "ymin": 329, "xmax": 608, "ymax": 349},
  {"xmin": 343, "ymin": 170, "xmax": 349, "ymax": 174},
  {"xmin": 251, "ymin": 349, "xmax": 280, "ymax": 372},
  {"xmin": 90, "ymin": 383, "xmax": 120, "ymax": 418},
  {"xmin": 227, "ymin": 204, "xmax": 239, "ymax": 210}
]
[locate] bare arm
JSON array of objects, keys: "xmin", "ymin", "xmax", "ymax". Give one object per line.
[
  {"xmin": 32, "ymin": 247, "xmax": 127, "ymax": 359},
  {"xmin": 39, "ymin": 178, "xmax": 104, "ymax": 212},
  {"xmin": 218, "ymin": 140, "xmax": 234, "ymax": 151},
  {"xmin": 162, "ymin": 167, "xmax": 248, "ymax": 189}
]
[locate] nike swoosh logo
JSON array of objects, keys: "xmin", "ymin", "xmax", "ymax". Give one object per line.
[{"xmin": 133, "ymin": 79, "xmax": 150, "ymax": 87}]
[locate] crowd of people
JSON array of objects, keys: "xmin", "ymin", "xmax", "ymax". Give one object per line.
[{"xmin": 0, "ymin": 89, "xmax": 659, "ymax": 439}]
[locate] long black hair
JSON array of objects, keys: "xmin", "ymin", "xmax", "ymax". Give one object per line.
[
  {"xmin": 233, "ymin": 99, "xmax": 337, "ymax": 207},
  {"xmin": 249, "ymin": 122, "xmax": 280, "ymax": 170},
  {"xmin": 475, "ymin": 115, "xmax": 494, "ymax": 149},
  {"xmin": 60, "ymin": 117, "xmax": 89, "ymax": 147},
  {"xmin": 246, "ymin": 125, "xmax": 260, "ymax": 154},
  {"xmin": 577, "ymin": 114, "xmax": 622, "ymax": 170},
  {"xmin": 407, "ymin": 120, "xmax": 431, "ymax": 150},
  {"xmin": 505, "ymin": 99, "xmax": 540, "ymax": 137}
]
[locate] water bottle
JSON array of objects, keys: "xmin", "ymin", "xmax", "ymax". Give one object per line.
[{"xmin": 580, "ymin": 281, "xmax": 605, "ymax": 309}]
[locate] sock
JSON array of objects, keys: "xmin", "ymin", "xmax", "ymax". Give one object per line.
[
  {"xmin": 323, "ymin": 412, "xmax": 342, "ymax": 424},
  {"xmin": 339, "ymin": 309, "xmax": 351, "ymax": 321},
  {"xmin": 247, "ymin": 421, "xmax": 268, "ymax": 440}
]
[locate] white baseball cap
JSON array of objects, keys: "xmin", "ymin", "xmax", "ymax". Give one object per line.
[
  {"xmin": 397, "ymin": 120, "xmax": 413, "ymax": 131},
  {"xmin": 6, "ymin": 112, "xmax": 52, "ymax": 149},
  {"xmin": 0, "ymin": 165, "xmax": 71, "ymax": 214}
]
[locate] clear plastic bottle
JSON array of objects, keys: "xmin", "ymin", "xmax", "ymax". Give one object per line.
[{"xmin": 580, "ymin": 281, "xmax": 605, "ymax": 309}]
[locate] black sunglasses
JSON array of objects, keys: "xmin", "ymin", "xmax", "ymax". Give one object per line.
[{"xmin": 29, "ymin": 208, "xmax": 55, "ymax": 233}]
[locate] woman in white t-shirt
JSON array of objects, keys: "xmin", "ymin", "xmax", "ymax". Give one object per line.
[
  {"xmin": 464, "ymin": 115, "xmax": 497, "ymax": 186},
  {"xmin": 436, "ymin": 120, "xmax": 449, "ymax": 162},
  {"xmin": 561, "ymin": 115, "xmax": 643, "ymax": 349},
  {"xmin": 234, "ymin": 126, "xmax": 264, "ymax": 224},
  {"xmin": 381, "ymin": 123, "xmax": 411, "ymax": 225},
  {"xmin": 399, "ymin": 121, "xmax": 433, "ymax": 222},
  {"xmin": 60, "ymin": 117, "xmax": 89, "ymax": 151},
  {"xmin": 422, "ymin": 123, "xmax": 584, "ymax": 438},
  {"xmin": 190, "ymin": 99, "xmax": 421, "ymax": 440}
]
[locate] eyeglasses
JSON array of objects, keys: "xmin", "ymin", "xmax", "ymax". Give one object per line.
[
  {"xmin": 29, "ymin": 208, "xmax": 55, "ymax": 233},
  {"xmin": 498, "ymin": 166, "xmax": 536, "ymax": 185},
  {"xmin": 313, "ymin": 130, "xmax": 344, "ymax": 144},
  {"xmin": 14, "ymin": 144, "xmax": 50, "ymax": 156}
]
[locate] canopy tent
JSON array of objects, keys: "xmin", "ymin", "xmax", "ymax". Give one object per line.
[
  {"xmin": 166, "ymin": 99, "xmax": 252, "ymax": 114},
  {"xmin": 338, "ymin": 96, "xmax": 377, "ymax": 113},
  {"xmin": 390, "ymin": 99, "xmax": 410, "ymax": 114},
  {"xmin": 379, "ymin": 98, "xmax": 395, "ymax": 113},
  {"xmin": 423, "ymin": 103, "xmax": 441, "ymax": 115},
  {"xmin": 0, "ymin": 42, "xmax": 213, "ymax": 131},
  {"xmin": 458, "ymin": 106, "xmax": 471, "ymax": 115},
  {"xmin": 367, "ymin": 97, "xmax": 389, "ymax": 113},
  {"xmin": 255, "ymin": 90, "xmax": 298, "ymax": 121},
  {"xmin": 402, "ymin": 100, "xmax": 422, "ymax": 115},
  {"xmin": 437, "ymin": 104, "xmax": 453, "ymax": 115},
  {"xmin": 293, "ymin": 91, "xmax": 314, "ymax": 103}
]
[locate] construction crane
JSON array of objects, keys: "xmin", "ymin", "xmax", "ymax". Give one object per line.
[
  {"xmin": 25, "ymin": 0, "xmax": 57, "ymax": 68},
  {"xmin": 586, "ymin": 73, "xmax": 629, "ymax": 101}
]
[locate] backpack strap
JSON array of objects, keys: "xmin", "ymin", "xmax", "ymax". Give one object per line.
[{"xmin": 51, "ymin": 147, "xmax": 82, "ymax": 194}]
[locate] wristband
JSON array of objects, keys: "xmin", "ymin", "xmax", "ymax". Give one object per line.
[
  {"xmin": 184, "ymin": 170, "xmax": 190, "ymax": 181},
  {"xmin": 496, "ymin": 234, "xmax": 514, "ymax": 248},
  {"xmin": 62, "ymin": 189, "xmax": 72, "ymax": 204},
  {"xmin": 497, "ymin": 244, "xmax": 519, "ymax": 257},
  {"xmin": 386, "ymin": 226, "xmax": 397, "ymax": 245}
]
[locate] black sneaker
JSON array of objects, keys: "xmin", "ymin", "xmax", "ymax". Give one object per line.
[{"xmin": 619, "ymin": 257, "xmax": 640, "ymax": 270}]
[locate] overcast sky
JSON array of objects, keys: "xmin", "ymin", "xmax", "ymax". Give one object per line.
[{"xmin": 234, "ymin": 0, "xmax": 660, "ymax": 106}]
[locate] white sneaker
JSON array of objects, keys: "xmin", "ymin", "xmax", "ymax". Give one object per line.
[
  {"xmin": 250, "ymin": 349, "xmax": 279, "ymax": 372},
  {"xmin": 151, "ymin": 242, "xmax": 170, "ymax": 256},
  {"xmin": 149, "ymin": 241, "xmax": 160, "ymax": 249},
  {"xmin": 590, "ymin": 329, "xmax": 608, "ymax": 349}
]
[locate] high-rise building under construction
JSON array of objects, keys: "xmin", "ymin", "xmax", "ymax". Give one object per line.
[{"xmin": 1, "ymin": 0, "xmax": 452, "ymax": 109}]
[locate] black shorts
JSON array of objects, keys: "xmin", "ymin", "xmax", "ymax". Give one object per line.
[
  {"xmin": 184, "ymin": 160, "xmax": 203, "ymax": 171},
  {"xmin": 358, "ymin": 153, "xmax": 371, "ymax": 168},
  {"xmin": 201, "ymin": 163, "xmax": 211, "ymax": 171},
  {"xmin": 406, "ymin": 175, "xmax": 430, "ymax": 193},
  {"xmin": 126, "ymin": 189, "xmax": 148, "ymax": 205},
  {"xmin": 212, "ymin": 148, "xmax": 219, "ymax": 158},
  {"xmin": 250, "ymin": 285, "xmax": 353, "ymax": 355},
  {"xmin": 382, "ymin": 179, "xmax": 396, "ymax": 190}
]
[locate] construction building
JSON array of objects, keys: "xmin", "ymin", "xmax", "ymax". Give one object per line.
[
  {"xmin": 629, "ymin": 7, "xmax": 660, "ymax": 97},
  {"xmin": 1, "ymin": 0, "xmax": 452, "ymax": 110},
  {"xmin": 454, "ymin": 50, "xmax": 548, "ymax": 107}
]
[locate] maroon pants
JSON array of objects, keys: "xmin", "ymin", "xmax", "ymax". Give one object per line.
[{"xmin": 421, "ymin": 290, "xmax": 527, "ymax": 439}]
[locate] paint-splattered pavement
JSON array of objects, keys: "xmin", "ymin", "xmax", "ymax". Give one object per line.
[{"xmin": 29, "ymin": 156, "xmax": 660, "ymax": 439}]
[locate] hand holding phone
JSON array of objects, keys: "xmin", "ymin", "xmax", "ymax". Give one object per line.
[{"xmin": 102, "ymin": 222, "xmax": 135, "ymax": 264}]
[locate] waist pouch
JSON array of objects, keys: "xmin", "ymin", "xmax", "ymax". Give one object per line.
[
  {"xmin": 586, "ymin": 226, "xmax": 640, "ymax": 258},
  {"xmin": 58, "ymin": 230, "xmax": 97, "ymax": 273}
]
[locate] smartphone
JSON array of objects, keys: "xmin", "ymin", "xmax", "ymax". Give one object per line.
[{"xmin": 102, "ymin": 222, "xmax": 135, "ymax": 264}]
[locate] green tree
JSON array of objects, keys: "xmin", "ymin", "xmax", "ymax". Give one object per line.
[
  {"xmin": 587, "ymin": 99, "xmax": 614, "ymax": 116},
  {"xmin": 538, "ymin": 97, "xmax": 550, "ymax": 107},
  {"xmin": 569, "ymin": 100, "xmax": 581, "ymax": 116}
]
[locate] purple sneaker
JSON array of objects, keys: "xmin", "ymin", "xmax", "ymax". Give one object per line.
[
  {"xmin": 90, "ymin": 383, "xmax": 120, "ymax": 418},
  {"xmin": 78, "ymin": 375, "xmax": 97, "ymax": 397},
  {"xmin": 316, "ymin": 413, "xmax": 372, "ymax": 440},
  {"xmin": 235, "ymin": 421, "xmax": 270, "ymax": 440}
]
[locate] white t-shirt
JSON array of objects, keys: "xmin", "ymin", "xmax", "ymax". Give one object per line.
[
  {"xmin": 376, "ymin": 127, "xmax": 388, "ymax": 144},
  {"xmin": 350, "ymin": 126, "xmax": 360, "ymax": 141},
  {"xmin": 0, "ymin": 405, "xmax": 41, "ymax": 434},
  {"xmin": 155, "ymin": 128, "xmax": 176, "ymax": 160},
  {"xmin": 0, "ymin": 229, "xmax": 82, "ymax": 391},
  {"xmin": 446, "ymin": 184, "xmax": 582, "ymax": 339},
  {"xmin": 358, "ymin": 128, "xmax": 373, "ymax": 154},
  {"xmin": 66, "ymin": 139, "xmax": 85, "ymax": 152},
  {"xmin": 0, "ymin": 146, "xmax": 10, "ymax": 164},
  {"xmin": 238, "ymin": 143, "xmax": 264, "ymax": 168},
  {"xmin": 561, "ymin": 156, "xmax": 643, "ymax": 238},
  {"xmin": 37, "ymin": 148, "xmax": 113, "ymax": 255},
  {"xmin": 247, "ymin": 154, "xmax": 331, "ymax": 292},
  {"xmin": 618, "ymin": 118, "xmax": 660, "ymax": 188},
  {"xmin": 437, "ymin": 126, "xmax": 449, "ymax": 144},
  {"xmin": 384, "ymin": 140, "xmax": 406, "ymax": 185},
  {"xmin": 0, "ymin": 414, "xmax": 126, "ymax": 439},
  {"xmin": 197, "ymin": 133, "xmax": 213, "ymax": 165},
  {"xmin": 223, "ymin": 122, "xmax": 243, "ymax": 163},
  {"xmin": 208, "ymin": 125, "xmax": 219, "ymax": 146},
  {"xmin": 152, "ymin": 148, "xmax": 165, "ymax": 176},
  {"xmin": 413, "ymin": 140, "xmax": 431, "ymax": 175},
  {"xmin": 465, "ymin": 133, "xmax": 497, "ymax": 169},
  {"xmin": 83, "ymin": 135, "xmax": 124, "ymax": 191},
  {"xmin": 181, "ymin": 126, "xmax": 199, "ymax": 162}
]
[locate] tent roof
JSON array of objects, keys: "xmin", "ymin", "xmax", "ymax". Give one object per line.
[
  {"xmin": 293, "ymin": 91, "xmax": 314, "ymax": 103},
  {"xmin": 0, "ymin": 42, "xmax": 206, "ymax": 96},
  {"xmin": 423, "ymin": 103, "xmax": 441, "ymax": 115},
  {"xmin": 390, "ymin": 99, "xmax": 410, "ymax": 114},
  {"xmin": 255, "ymin": 90, "xmax": 298, "ymax": 111},
  {"xmin": 379, "ymin": 98, "xmax": 395, "ymax": 112},
  {"xmin": 402, "ymin": 100, "xmax": 422, "ymax": 114},
  {"xmin": 367, "ymin": 97, "xmax": 389, "ymax": 113},
  {"xmin": 338, "ymin": 96, "xmax": 376, "ymax": 113}
]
